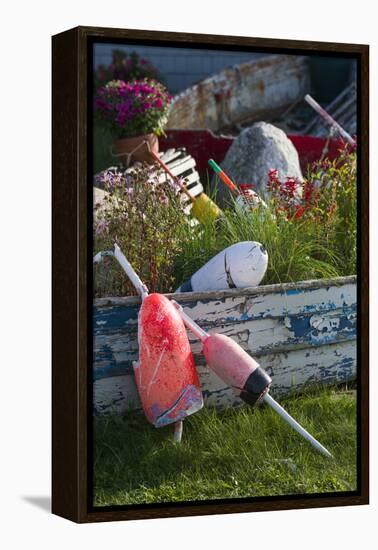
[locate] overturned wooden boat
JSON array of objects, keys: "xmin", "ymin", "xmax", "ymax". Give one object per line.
[
  {"xmin": 166, "ymin": 55, "xmax": 310, "ymax": 132},
  {"xmin": 93, "ymin": 276, "xmax": 356, "ymax": 414}
]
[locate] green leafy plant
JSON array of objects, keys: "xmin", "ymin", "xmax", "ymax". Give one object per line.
[
  {"xmin": 174, "ymin": 204, "xmax": 340, "ymax": 288},
  {"xmin": 94, "ymin": 165, "xmax": 188, "ymax": 297},
  {"xmin": 94, "ymin": 150, "xmax": 356, "ymax": 296},
  {"xmin": 95, "ymin": 79, "xmax": 172, "ymax": 138},
  {"xmin": 267, "ymin": 147, "xmax": 357, "ymax": 276},
  {"xmin": 306, "ymin": 149, "xmax": 357, "ymax": 276}
]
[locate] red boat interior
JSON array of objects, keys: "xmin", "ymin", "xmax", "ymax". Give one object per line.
[{"xmin": 160, "ymin": 129, "xmax": 347, "ymax": 181}]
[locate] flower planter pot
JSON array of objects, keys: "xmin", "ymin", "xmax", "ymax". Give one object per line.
[{"xmin": 112, "ymin": 133, "xmax": 158, "ymax": 166}]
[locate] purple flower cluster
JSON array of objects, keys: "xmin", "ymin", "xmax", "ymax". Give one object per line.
[
  {"xmin": 96, "ymin": 165, "xmax": 173, "ymax": 207},
  {"xmin": 96, "ymin": 167, "xmax": 125, "ymax": 189},
  {"xmin": 95, "ymin": 219, "xmax": 109, "ymax": 236},
  {"xmin": 95, "ymin": 79, "xmax": 172, "ymax": 138}
]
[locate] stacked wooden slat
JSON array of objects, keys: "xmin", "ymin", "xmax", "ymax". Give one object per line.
[
  {"xmin": 93, "ymin": 148, "xmax": 204, "ymax": 218},
  {"xmin": 155, "ymin": 148, "xmax": 203, "ymax": 215}
]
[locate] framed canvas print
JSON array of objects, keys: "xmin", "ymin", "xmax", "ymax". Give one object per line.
[{"xmin": 52, "ymin": 26, "xmax": 369, "ymax": 523}]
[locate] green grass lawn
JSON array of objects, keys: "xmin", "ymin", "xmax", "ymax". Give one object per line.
[{"xmin": 93, "ymin": 388, "xmax": 357, "ymax": 507}]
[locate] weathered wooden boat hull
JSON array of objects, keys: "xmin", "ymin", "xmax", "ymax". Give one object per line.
[
  {"xmin": 93, "ymin": 276, "xmax": 357, "ymax": 414},
  {"xmin": 166, "ymin": 55, "xmax": 310, "ymax": 132}
]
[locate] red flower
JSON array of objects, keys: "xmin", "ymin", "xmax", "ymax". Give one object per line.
[{"xmin": 294, "ymin": 205, "xmax": 305, "ymax": 219}]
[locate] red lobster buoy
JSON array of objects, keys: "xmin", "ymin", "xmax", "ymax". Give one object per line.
[
  {"xmin": 135, "ymin": 293, "xmax": 203, "ymax": 428},
  {"xmin": 93, "ymin": 245, "xmax": 203, "ymax": 442}
]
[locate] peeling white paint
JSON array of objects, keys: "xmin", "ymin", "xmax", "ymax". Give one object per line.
[{"xmin": 93, "ymin": 277, "xmax": 357, "ymax": 414}]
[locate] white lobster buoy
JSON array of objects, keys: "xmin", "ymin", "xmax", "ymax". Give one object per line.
[
  {"xmin": 176, "ymin": 241, "xmax": 268, "ymax": 293},
  {"xmin": 235, "ymin": 186, "xmax": 267, "ymax": 212}
]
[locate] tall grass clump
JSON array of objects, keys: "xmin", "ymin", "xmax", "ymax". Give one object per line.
[
  {"xmin": 94, "ymin": 164, "xmax": 189, "ymax": 297},
  {"xmin": 93, "ymin": 388, "xmax": 356, "ymax": 506},
  {"xmin": 174, "ymin": 148, "xmax": 356, "ymax": 288},
  {"xmin": 174, "ymin": 205, "xmax": 340, "ymax": 287},
  {"xmin": 304, "ymin": 148, "xmax": 357, "ymax": 276}
]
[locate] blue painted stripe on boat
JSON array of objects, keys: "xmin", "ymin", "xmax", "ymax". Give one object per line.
[
  {"xmin": 93, "ymin": 305, "xmax": 139, "ymax": 331},
  {"xmin": 93, "ymin": 282, "xmax": 357, "ymax": 383},
  {"xmin": 93, "ymin": 302, "xmax": 357, "ymax": 333},
  {"xmin": 93, "ymin": 345, "xmax": 357, "ymax": 388},
  {"xmin": 287, "ymin": 312, "xmax": 355, "ymax": 342},
  {"xmin": 93, "ymin": 361, "xmax": 131, "ymax": 380},
  {"xmin": 176, "ymin": 278, "xmax": 193, "ymax": 293},
  {"xmin": 93, "ymin": 333, "xmax": 357, "ymax": 381}
]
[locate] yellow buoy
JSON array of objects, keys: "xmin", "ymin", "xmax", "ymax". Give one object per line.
[
  {"xmin": 191, "ymin": 193, "xmax": 222, "ymax": 224},
  {"xmin": 148, "ymin": 148, "xmax": 222, "ymax": 225}
]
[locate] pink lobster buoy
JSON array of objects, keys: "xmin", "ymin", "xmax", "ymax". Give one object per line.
[
  {"xmin": 174, "ymin": 302, "xmax": 333, "ymax": 458},
  {"xmin": 202, "ymin": 333, "xmax": 271, "ymax": 405}
]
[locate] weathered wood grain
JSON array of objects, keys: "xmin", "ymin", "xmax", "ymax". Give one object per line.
[
  {"xmin": 93, "ymin": 277, "xmax": 357, "ymax": 413},
  {"xmin": 166, "ymin": 55, "xmax": 310, "ymax": 132},
  {"xmin": 94, "ymin": 340, "xmax": 356, "ymax": 413}
]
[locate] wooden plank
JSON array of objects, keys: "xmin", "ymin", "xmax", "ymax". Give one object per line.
[
  {"xmin": 93, "ymin": 303, "xmax": 356, "ymax": 380},
  {"xmin": 94, "ymin": 276, "xmax": 356, "ymax": 308},
  {"xmin": 94, "ymin": 277, "xmax": 356, "ymax": 329},
  {"xmin": 304, "ymin": 82, "xmax": 357, "ymax": 137},
  {"xmin": 93, "ymin": 339, "xmax": 356, "ymax": 414},
  {"xmin": 159, "ymin": 148, "xmax": 181, "ymax": 163},
  {"xmin": 165, "ymin": 156, "xmax": 197, "ymax": 176},
  {"xmin": 157, "ymin": 170, "xmax": 200, "ymax": 188},
  {"xmin": 93, "ymin": 186, "xmax": 107, "ymax": 205},
  {"xmin": 158, "ymin": 150, "xmax": 196, "ymax": 174},
  {"xmin": 93, "ymin": 277, "xmax": 357, "ymax": 413},
  {"xmin": 184, "ymin": 181, "xmax": 203, "ymax": 197}
]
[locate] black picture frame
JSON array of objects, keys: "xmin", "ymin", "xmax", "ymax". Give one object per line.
[{"xmin": 52, "ymin": 26, "xmax": 369, "ymax": 523}]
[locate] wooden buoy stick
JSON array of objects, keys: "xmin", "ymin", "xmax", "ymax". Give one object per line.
[
  {"xmin": 174, "ymin": 300, "xmax": 333, "ymax": 459},
  {"xmin": 208, "ymin": 158, "xmax": 240, "ymax": 195},
  {"xmin": 149, "ymin": 148, "xmax": 195, "ymax": 202},
  {"xmin": 305, "ymin": 94, "xmax": 356, "ymax": 147},
  {"xmin": 263, "ymin": 393, "xmax": 333, "ymax": 458}
]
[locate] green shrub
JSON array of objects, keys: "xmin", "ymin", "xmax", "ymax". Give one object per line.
[
  {"xmin": 174, "ymin": 149, "xmax": 356, "ymax": 287},
  {"xmin": 94, "ymin": 165, "xmax": 189, "ymax": 297},
  {"xmin": 94, "ymin": 149, "xmax": 356, "ymax": 296}
]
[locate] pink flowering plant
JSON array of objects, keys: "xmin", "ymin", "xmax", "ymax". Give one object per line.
[
  {"xmin": 175, "ymin": 148, "xmax": 356, "ymax": 287},
  {"xmin": 95, "ymin": 79, "xmax": 172, "ymax": 138},
  {"xmin": 266, "ymin": 147, "xmax": 356, "ymax": 275},
  {"xmin": 95, "ymin": 50, "xmax": 161, "ymax": 88},
  {"xmin": 267, "ymin": 148, "xmax": 355, "ymax": 221},
  {"xmin": 94, "ymin": 164, "xmax": 187, "ymax": 296}
]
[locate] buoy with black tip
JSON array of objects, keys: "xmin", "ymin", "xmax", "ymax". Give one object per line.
[
  {"xmin": 176, "ymin": 241, "xmax": 268, "ymax": 293},
  {"xmin": 172, "ymin": 301, "xmax": 334, "ymax": 459}
]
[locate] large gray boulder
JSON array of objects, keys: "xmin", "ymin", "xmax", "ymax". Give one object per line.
[{"xmin": 216, "ymin": 122, "xmax": 303, "ymax": 205}]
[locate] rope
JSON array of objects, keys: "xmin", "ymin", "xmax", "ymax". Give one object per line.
[{"xmin": 110, "ymin": 139, "xmax": 149, "ymax": 168}]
